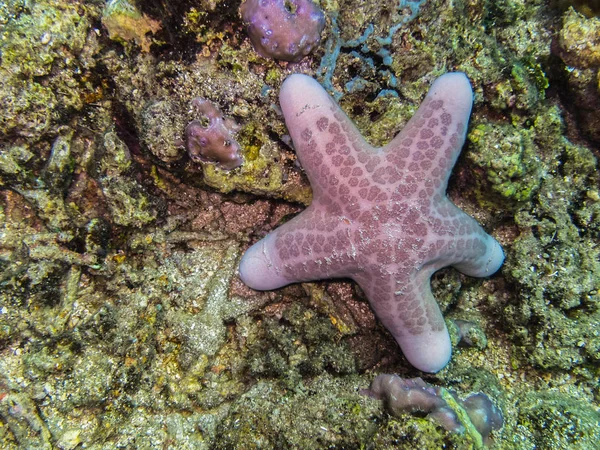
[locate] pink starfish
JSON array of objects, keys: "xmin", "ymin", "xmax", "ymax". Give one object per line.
[{"xmin": 239, "ymin": 73, "xmax": 504, "ymax": 372}]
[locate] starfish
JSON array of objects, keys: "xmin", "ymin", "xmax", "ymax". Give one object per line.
[{"xmin": 239, "ymin": 73, "xmax": 504, "ymax": 372}]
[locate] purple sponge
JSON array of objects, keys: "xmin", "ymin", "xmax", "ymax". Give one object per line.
[
  {"xmin": 185, "ymin": 98, "xmax": 243, "ymax": 170},
  {"xmin": 362, "ymin": 374, "xmax": 503, "ymax": 445},
  {"xmin": 240, "ymin": 0, "xmax": 325, "ymax": 62}
]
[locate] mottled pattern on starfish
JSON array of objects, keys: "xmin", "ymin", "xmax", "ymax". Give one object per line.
[{"xmin": 239, "ymin": 73, "xmax": 504, "ymax": 372}]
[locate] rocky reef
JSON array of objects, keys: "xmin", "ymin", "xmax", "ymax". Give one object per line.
[{"xmin": 0, "ymin": 0, "xmax": 599, "ymax": 448}]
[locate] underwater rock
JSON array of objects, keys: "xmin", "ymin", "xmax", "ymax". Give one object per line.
[
  {"xmin": 556, "ymin": 7, "xmax": 600, "ymax": 143},
  {"xmin": 558, "ymin": 7, "xmax": 600, "ymax": 68},
  {"xmin": 140, "ymin": 99, "xmax": 186, "ymax": 164},
  {"xmin": 99, "ymin": 131, "xmax": 158, "ymax": 227},
  {"xmin": 0, "ymin": 1, "xmax": 91, "ymax": 138},
  {"xmin": 451, "ymin": 319, "xmax": 488, "ymax": 350},
  {"xmin": 102, "ymin": 0, "xmax": 161, "ymax": 52}
]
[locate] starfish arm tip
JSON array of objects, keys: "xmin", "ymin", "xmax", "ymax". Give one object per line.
[
  {"xmin": 485, "ymin": 238, "xmax": 505, "ymax": 275},
  {"xmin": 430, "ymin": 72, "xmax": 474, "ymax": 116},
  {"xmin": 281, "ymin": 72, "xmax": 313, "ymax": 92},
  {"xmin": 401, "ymin": 328, "xmax": 452, "ymax": 373},
  {"xmin": 280, "ymin": 73, "xmax": 323, "ymax": 107},
  {"xmin": 454, "ymin": 236, "xmax": 505, "ymax": 278},
  {"xmin": 435, "ymin": 72, "xmax": 473, "ymax": 96},
  {"xmin": 279, "ymin": 73, "xmax": 335, "ymax": 127},
  {"xmin": 239, "ymin": 237, "xmax": 290, "ymax": 291}
]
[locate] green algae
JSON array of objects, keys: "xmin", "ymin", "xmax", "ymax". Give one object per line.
[
  {"xmin": 139, "ymin": 100, "xmax": 187, "ymax": 164},
  {"xmin": 0, "ymin": 1, "xmax": 95, "ymax": 138},
  {"xmin": 499, "ymin": 113, "xmax": 600, "ymax": 369},
  {"xmin": 517, "ymin": 390, "xmax": 600, "ymax": 449},
  {"xmin": 99, "ymin": 132, "xmax": 158, "ymax": 227},
  {"xmin": 246, "ymin": 302, "xmax": 356, "ymax": 389},
  {"xmin": 561, "ymin": 0, "xmax": 600, "ymax": 17},
  {"xmin": 439, "ymin": 388, "xmax": 484, "ymax": 449},
  {"xmin": 467, "ymin": 119, "xmax": 544, "ymax": 203},
  {"xmin": 556, "ymin": 8, "xmax": 600, "ymax": 142}
]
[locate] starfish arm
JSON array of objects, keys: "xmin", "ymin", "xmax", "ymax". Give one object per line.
[
  {"xmin": 428, "ymin": 200, "xmax": 505, "ymax": 277},
  {"xmin": 451, "ymin": 229, "xmax": 504, "ymax": 277},
  {"xmin": 238, "ymin": 227, "xmax": 291, "ymax": 290},
  {"xmin": 355, "ymin": 268, "xmax": 452, "ymax": 373},
  {"xmin": 239, "ymin": 206, "xmax": 359, "ymax": 290},
  {"xmin": 279, "ymin": 74, "xmax": 372, "ymax": 201},
  {"xmin": 383, "ymin": 73, "xmax": 474, "ymax": 200}
]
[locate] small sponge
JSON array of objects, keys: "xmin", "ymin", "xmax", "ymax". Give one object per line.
[
  {"xmin": 185, "ymin": 98, "xmax": 243, "ymax": 170},
  {"xmin": 240, "ymin": 0, "xmax": 325, "ymax": 62}
]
